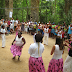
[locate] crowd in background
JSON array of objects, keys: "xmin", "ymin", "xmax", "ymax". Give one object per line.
[{"xmin": 0, "ymin": 18, "xmax": 72, "ymax": 40}]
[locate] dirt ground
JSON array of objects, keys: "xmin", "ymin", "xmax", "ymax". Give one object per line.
[{"xmin": 0, "ymin": 33, "xmax": 68, "ymax": 72}]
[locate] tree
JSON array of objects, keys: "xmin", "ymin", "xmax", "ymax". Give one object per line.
[
  {"xmin": 5, "ymin": 0, "xmax": 13, "ymax": 19},
  {"xmin": 30, "ymin": 0, "xmax": 39, "ymax": 22}
]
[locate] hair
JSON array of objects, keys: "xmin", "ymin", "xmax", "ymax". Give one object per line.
[
  {"xmin": 55, "ymin": 37, "xmax": 64, "ymax": 50},
  {"xmin": 35, "ymin": 34, "xmax": 43, "ymax": 56},
  {"xmin": 18, "ymin": 31, "xmax": 22, "ymax": 35},
  {"xmin": 1, "ymin": 25, "xmax": 5, "ymax": 28},
  {"xmin": 35, "ymin": 34, "xmax": 43, "ymax": 42}
]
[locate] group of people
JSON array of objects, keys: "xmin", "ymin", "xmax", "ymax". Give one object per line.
[{"xmin": 0, "ymin": 17, "xmax": 72, "ymax": 72}]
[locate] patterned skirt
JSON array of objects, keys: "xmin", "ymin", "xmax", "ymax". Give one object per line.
[
  {"xmin": 10, "ymin": 44, "xmax": 23, "ymax": 57},
  {"xmin": 29, "ymin": 56, "xmax": 45, "ymax": 72},
  {"xmin": 47, "ymin": 58, "xmax": 63, "ymax": 72}
]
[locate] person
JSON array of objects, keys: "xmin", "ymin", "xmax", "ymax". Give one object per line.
[
  {"xmin": 10, "ymin": 22, "xmax": 14, "ymax": 34},
  {"xmin": 51, "ymin": 22, "xmax": 56, "ymax": 38},
  {"xmin": 3, "ymin": 21, "xmax": 8, "ymax": 31},
  {"xmin": 47, "ymin": 37, "xmax": 65, "ymax": 72},
  {"xmin": 63, "ymin": 36, "xmax": 72, "ymax": 72},
  {"xmin": 25, "ymin": 22, "xmax": 28, "ymax": 33},
  {"xmin": 15, "ymin": 24, "xmax": 21, "ymax": 36},
  {"xmin": 11, "ymin": 18, "xmax": 14, "ymax": 30},
  {"xmin": 10, "ymin": 31, "xmax": 26, "ymax": 60},
  {"xmin": 28, "ymin": 34, "xmax": 45, "ymax": 72},
  {"xmin": 57, "ymin": 28, "xmax": 63, "ymax": 39},
  {"xmin": 67, "ymin": 24, "xmax": 72, "ymax": 39},
  {"xmin": 44, "ymin": 25, "xmax": 49, "ymax": 45},
  {"xmin": 0, "ymin": 25, "xmax": 7, "ymax": 48},
  {"xmin": 21, "ymin": 20, "xmax": 25, "ymax": 32}
]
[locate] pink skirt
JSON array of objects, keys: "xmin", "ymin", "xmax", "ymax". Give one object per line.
[
  {"xmin": 16, "ymin": 31, "xmax": 18, "ymax": 36},
  {"xmin": 29, "ymin": 56, "xmax": 45, "ymax": 72},
  {"xmin": 10, "ymin": 44, "xmax": 23, "ymax": 57},
  {"xmin": 47, "ymin": 58, "xmax": 63, "ymax": 72}
]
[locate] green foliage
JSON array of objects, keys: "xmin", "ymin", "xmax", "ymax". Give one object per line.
[{"xmin": 0, "ymin": 0, "xmax": 72, "ymax": 24}]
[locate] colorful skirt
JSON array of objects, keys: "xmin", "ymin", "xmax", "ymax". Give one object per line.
[
  {"xmin": 47, "ymin": 58, "xmax": 63, "ymax": 72},
  {"xmin": 63, "ymin": 55, "xmax": 72, "ymax": 72},
  {"xmin": 29, "ymin": 56, "xmax": 45, "ymax": 72},
  {"xmin": 16, "ymin": 31, "xmax": 18, "ymax": 36},
  {"xmin": 10, "ymin": 44, "xmax": 23, "ymax": 57}
]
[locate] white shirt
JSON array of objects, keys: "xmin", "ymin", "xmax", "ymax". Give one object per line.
[
  {"xmin": 28, "ymin": 43, "xmax": 45, "ymax": 58},
  {"xmin": 44, "ymin": 28, "xmax": 49, "ymax": 36},
  {"xmin": 10, "ymin": 23, "xmax": 13, "ymax": 29},
  {"xmin": 57, "ymin": 31, "xmax": 62, "ymax": 39},
  {"xmin": 52, "ymin": 45, "xmax": 63, "ymax": 60},
  {"xmin": 1, "ymin": 28, "xmax": 6, "ymax": 36},
  {"xmin": 15, "ymin": 35, "xmax": 23, "ymax": 46}
]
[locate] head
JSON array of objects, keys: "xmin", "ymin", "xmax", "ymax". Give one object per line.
[
  {"xmin": 55, "ymin": 37, "xmax": 64, "ymax": 50},
  {"xmin": 4, "ymin": 21, "xmax": 5, "ymax": 23},
  {"xmin": 18, "ymin": 31, "xmax": 22, "ymax": 38},
  {"xmin": 2, "ymin": 25, "xmax": 5, "ymax": 29},
  {"xmin": 49, "ymin": 21, "xmax": 50, "ymax": 24},
  {"xmin": 35, "ymin": 34, "xmax": 43, "ymax": 43},
  {"xmin": 12, "ymin": 18, "xmax": 13, "ymax": 20}
]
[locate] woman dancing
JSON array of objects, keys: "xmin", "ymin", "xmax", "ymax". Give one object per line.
[
  {"xmin": 28, "ymin": 34, "xmax": 45, "ymax": 72},
  {"xmin": 10, "ymin": 31, "xmax": 26, "ymax": 60},
  {"xmin": 47, "ymin": 37, "xmax": 65, "ymax": 72}
]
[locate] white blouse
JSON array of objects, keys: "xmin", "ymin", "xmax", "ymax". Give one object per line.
[
  {"xmin": 15, "ymin": 35, "xmax": 23, "ymax": 46},
  {"xmin": 28, "ymin": 42, "xmax": 45, "ymax": 58},
  {"xmin": 52, "ymin": 45, "xmax": 63, "ymax": 60},
  {"xmin": 1, "ymin": 28, "xmax": 6, "ymax": 36}
]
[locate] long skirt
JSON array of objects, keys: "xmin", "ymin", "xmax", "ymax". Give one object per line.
[
  {"xmin": 63, "ymin": 55, "xmax": 72, "ymax": 72},
  {"xmin": 29, "ymin": 56, "xmax": 45, "ymax": 72},
  {"xmin": 10, "ymin": 44, "xmax": 23, "ymax": 57},
  {"xmin": 47, "ymin": 58, "xmax": 63, "ymax": 72}
]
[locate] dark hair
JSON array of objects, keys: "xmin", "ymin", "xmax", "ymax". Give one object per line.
[
  {"xmin": 18, "ymin": 31, "xmax": 22, "ymax": 35},
  {"xmin": 35, "ymin": 34, "xmax": 43, "ymax": 42},
  {"xmin": 55, "ymin": 37, "xmax": 64, "ymax": 50},
  {"xmin": 1, "ymin": 25, "xmax": 5, "ymax": 28}
]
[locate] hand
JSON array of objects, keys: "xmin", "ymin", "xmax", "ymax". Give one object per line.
[
  {"xmin": 65, "ymin": 40, "xmax": 68, "ymax": 42},
  {"xmin": 64, "ymin": 43, "xmax": 67, "ymax": 46},
  {"xmin": 12, "ymin": 43, "xmax": 13, "ymax": 45},
  {"xmin": 20, "ymin": 45, "xmax": 23, "ymax": 48}
]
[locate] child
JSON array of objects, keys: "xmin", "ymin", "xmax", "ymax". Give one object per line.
[{"xmin": 0, "ymin": 25, "xmax": 7, "ymax": 48}]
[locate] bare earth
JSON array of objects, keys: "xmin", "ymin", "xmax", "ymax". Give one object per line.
[{"xmin": 0, "ymin": 34, "xmax": 68, "ymax": 72}]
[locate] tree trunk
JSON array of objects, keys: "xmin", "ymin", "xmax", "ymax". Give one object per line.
[
  {"xmin": 26, "ymin": 0, "xmax": 29, "ymax": 21},
  {"xmin": 5, "ymin": 0, "xmax": 13, "ymax": 19},
  {"xmin": 65, "ymin": 0, "xmax": 72, "ymax": 15},
  {"xmin": 30, "ymin": 0, "xmax": 39, "ymax": 22}
]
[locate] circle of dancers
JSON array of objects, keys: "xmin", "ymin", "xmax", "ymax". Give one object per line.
[{"xmin": 0, "ymin": 18, "xmax": 72, "ymax": 72}]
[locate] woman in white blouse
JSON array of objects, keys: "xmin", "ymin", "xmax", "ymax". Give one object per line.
[
  {"xmin": 28, "ymin": 34, "xmax": 45, "ymax": 72},
  {"xmin": 0, "ymin": 25, "xmax": 7, "ymax": 48}
]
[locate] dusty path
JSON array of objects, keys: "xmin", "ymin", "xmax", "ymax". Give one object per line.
[{"xmin": 0, "ymin": 34, "xmax": 68, "ymax": 72}]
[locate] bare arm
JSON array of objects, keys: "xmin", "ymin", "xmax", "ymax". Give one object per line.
[{"xmin": 50, "ymin": 45, "xmax": 55, "ymax": 55}]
